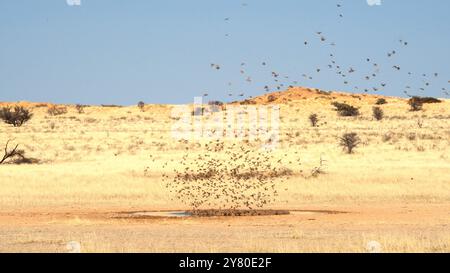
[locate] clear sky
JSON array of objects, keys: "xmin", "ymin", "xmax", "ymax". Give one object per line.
[{"xmin": 1, "ymin": 0, "xmax": 449, "ymax": 105}]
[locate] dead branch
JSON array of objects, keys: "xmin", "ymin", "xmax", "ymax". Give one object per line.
[{"xmin": 0, "ymin": 140, "xmax": 20, "ymax": 164}]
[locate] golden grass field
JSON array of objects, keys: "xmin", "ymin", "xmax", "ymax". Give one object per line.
[{"xmin": 0, "ymin": 87, "xmax": 449, "ymax": 253}]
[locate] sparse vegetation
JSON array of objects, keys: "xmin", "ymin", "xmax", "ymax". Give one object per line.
[
  {"xmin": 47, "ymin": 105, "xmax": 68, "ymax": 116},
  {"xmin": 331, "ymin": 102, "xmax": 360, "ymax": 117},
  {"xmin": 239, "ymin": 99, "xmax": 257, "ymax": 105},
  {"xmin": 375, "ymin": 98, "xmax": 387, "ymax": 105},
  {"xmin": 309, "ymin": 156, "xmax": 327, "ymax": 178},
  {"xmin": 408, "ymin": 100, "xmax": 423, "ymax": 111},
  {"xmin": 339, "ymin": 133, "xmax": 360, "ymax": 154},
  {"xmin": 75, "ymin": 104, "xmax": 85, "ymax": 114},
  {"xmin": 309, "ymin": 113, "xmax": 319, "ymax": 127},
  {"xmin": 372, "ymin": 106, "xmax": 384, "ymax": 121},
  {"xmin": 208, "ymin": 100, "xmax": 224, "ymax": 106},
  {"xmin": 0, "ymin": 106, "xmax": 33, "ymax": 127},
  {"xmin": 208, "ymin": 100, "xmax": 225, "ymax": 112},
  {"xmin": 417, "ymin": 119, "xmax": 424, "ymax": 128},
  {"xmin": 267, "ymin": 95, "xmax": 277, "ymax": 103},
  {"xmin": 409, "ymin": 96, "xmax": 442, "ymax": 104},
  {"xmin": 0, "ymin": 140, "xmax": 38, "ymax": 165},
  {"xmin": 316, "ymin": 89, "xmax": 332, "ymax": 96},
  {"xmin": 101, "ymin": 104, "xmax": 123, "ymax": 108},
  {"xmin": 138, "ymin": 101, "xmax": 145, "ymax": 112},
  {"xmin": 408, "ymin": 96, "xmax": 441, "ymax": 112}
]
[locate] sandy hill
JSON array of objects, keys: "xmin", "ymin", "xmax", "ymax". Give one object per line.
[
  {"xmin": 235, "ymin": 87, "xmax": 407, "ymax": 106},
  {"xmin": 1, "ymin": 86, "xmax": 447, "ymax": 109}
]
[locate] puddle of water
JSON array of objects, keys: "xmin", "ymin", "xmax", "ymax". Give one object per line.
[
  {"xmin": 121, "ymin": 210, "xmax": 345, "ymax": 219},
  {"xmin": 131, "ymin": 211, "xmax": 192, "ymax": 218}
]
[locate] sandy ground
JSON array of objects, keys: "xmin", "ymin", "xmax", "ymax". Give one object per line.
[
  {"xmin": 0, "ymin": 204, "xmax": 449, "ymax": 253},
  {"xmin": 0, "ymin": 87, "xmax": 449, "ymax": 252}
]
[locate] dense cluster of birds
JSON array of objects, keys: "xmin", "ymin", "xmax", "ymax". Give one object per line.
[
  {"xmin": 206, "ymin": 2, "xmax": 449, "ymax": 100},
  {"xmin": 161, "ymin": 140, "xmax": 293, "ymax": 211}
]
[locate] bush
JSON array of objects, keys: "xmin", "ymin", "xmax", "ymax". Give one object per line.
[
  {"xmin": 0, "ymin": 106, "xmax": 33, "ymax": 127},
  {"xmin": 331, "ymin": 102, "xmax": 360, "ymax": 117},
  {"xmin": 47, "ymin": 105, "xmax": 67, "ymax": 116},
  {"xmin": 75, "ymin": 104, "xmax": 85, "ymax": 114},
  {"xmin": 239, "ymin": 99, "xmax": 256, "ymax": 105},
  {"xmin": 138, "ymin": 101, "xmax": 145, "ymax": 112},
  {"xmin": 101, "ymin": 104, "xmax": 123, "ymax": 108},
  {"xmin": 267, "ymin": 95, "xmax": 277, "ymax": 103},
  {"xmin": 339, "ymin": 133, "xmax": 360, "ymax": 154},
  {"xmin": 408, "ymin": 100, "xmax": 423, "ymax": 111},
  {"xmin": 409, "ymin": 96, "xmax": 441, "ymax": 104},
  {"xmin": 207, "ymin": 101, "xmax": 225, "ymax": 112},
  {"xmin": 309, "ymin": 113, "xmax": 319, "ymax": 127},
  {"xmin": 375, "ymin": 98, "xmax": 387, "ymax": 105},
  {"xmin": 372, "ymin": 107, "xmax": 384, "ymax": 121},
  {"xmin": 208, "ymin": 100, "xmax": 224, "ymax": 106}
]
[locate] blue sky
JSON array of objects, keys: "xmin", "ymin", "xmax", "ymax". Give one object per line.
[{"xmin": 0, "ymin": 0, "xmax": 449, "ymax": 105}]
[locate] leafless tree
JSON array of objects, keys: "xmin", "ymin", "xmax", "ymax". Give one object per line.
[{"xmin": 1, "ymin": 140, "xmax": 20, "ymax": 164}]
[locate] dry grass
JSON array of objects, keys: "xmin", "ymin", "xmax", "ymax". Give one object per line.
[{"xmin": 0, "ymin": 90, "xmax": 449, "ymax": 252}]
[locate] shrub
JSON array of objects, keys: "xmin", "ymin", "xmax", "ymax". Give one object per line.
[
  {"xmin": 239, "ymin": 99, "xmax": 256, "ymax": 105},
  {"xmin": 101, "ymin": 104, "xmax": 123, "ymax": 108},
  {"xmin": 208, "ymin": 101, "xmax": 225, "ymax": 112},
  {"xmin": 267, "ymin": 95, "xmax": 277, "ymax": 103},
  {"xmin": 47, "ymin": 105, "xmax": 67, "ymax": 116},
  {"xmin": 408, "ymin": 100, "xmax": 423, "ymax": 111},
  {"xmin": 309, "ymin": 113, "xmax": 319, "ymax": 127},
  {"xmin": 316, "ymin": 89, "xmax": 332, "ymax": 96},
  {"xmin": 375, "ymin": 98, "xmax": 387, "ymax": 105},
  {"xmin": 75, "ymin": 104, "xmax": 85, "ymax": 114},
  {"xmin": 0, "ymin": 106, "xmax": 33, "ymax": 127},
  {"xmin": 208, "ymin": 100, "xmax": 224, "ymax": 106},
  {"xmin": 372, "ymin": 107, "xmax": 384, "ymax": 121},
  {"xmin": 339, "ymin": 133, "xmax": 360, "ymax": 154},
  {"xmin": 331, "ymin": 102, "xmax": 360, "ymax": 117},
  {"xmin": 382, "ymin": 132, "xmax": 393, "ymax": 142},
  {"xmin": 409, "ymin": 96, "xmax": 441, "ymax": 104},
  {"xmin": 138, "ymin": 101, "xmax": 145, "ymax": 112}
]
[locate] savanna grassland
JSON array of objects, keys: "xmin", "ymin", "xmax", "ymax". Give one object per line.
[{"xmin": 0, "ymin": 87, "xmax": 449, "ymax": 253}]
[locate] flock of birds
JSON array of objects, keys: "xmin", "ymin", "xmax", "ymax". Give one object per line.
[
  {"xmin": 161, "ymin": 140, "xmax": 295, "ymax": 211},
  {"xmin": 205, "ymin": 2, "xmax": 449, "ymax": 101}
]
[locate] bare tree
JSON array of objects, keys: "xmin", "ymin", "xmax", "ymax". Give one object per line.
[
  {"xmin": 0, "ymin": 140, "xmax": 20, "ymax": 164},
  {"xmin": 0, "ymin": 140, "xmax": 37, "ymax": 165}
]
